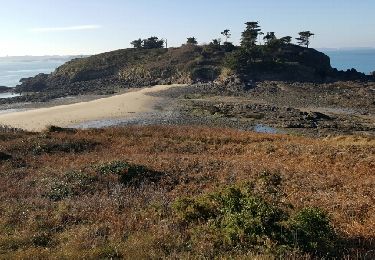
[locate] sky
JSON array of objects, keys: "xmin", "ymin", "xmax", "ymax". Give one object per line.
[{"xmin": 0, "ymin": 0, "xmax": 374, "ymax": 56}]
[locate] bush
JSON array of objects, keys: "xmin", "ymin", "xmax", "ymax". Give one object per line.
[
  {"xmin": 31, "ymin": 139, "xmax": 98, "ymax": 155},
  {"xmin": 223, "ymin": 42, "xmax": 236, "ymax": 52},
  {"xmin": 45, "ymin": 125, "xmax": 77, "ymax": 133},
  {"xmin": 44, "ymin": 181, "xmax": 72, "ymax": 201},
  {"xmin": 173, "ymin": 181, "xmax": 337, "ymax": 256},
  {"xmin": 288, "ymin": 207, "xmax": 337, "ymax": 255},
  {"xmin": 95, "ymin": 161, "xmax": 161, "ymax": 185},
  {"xmin": 174, "ymin": 185, "xmax": 286, "ymax": 250},
  {"xmin": 43, "ymin": 171, "xmax": 97, "ymax": 201},
  {"xmin": 191, "ymin": 66, "xmax": 220, "ymax": 81},
  {"xmin": 96, "ymin": 161, "xmax": 130, "ymax": 175}
]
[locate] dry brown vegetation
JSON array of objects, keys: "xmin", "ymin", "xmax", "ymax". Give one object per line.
[{"xmin": 0, "ymin": 125, "xmax": 374, "ymax": 259}]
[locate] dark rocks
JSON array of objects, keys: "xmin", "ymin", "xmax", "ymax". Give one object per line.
[
  {"xmin": 303, "ymin": 112, "xmax": 332, "ymax": 121},
  {"xmin": 0, "ymin": 86, "xmax": 12, "ymax": 93},
  {"xmin": 0, "ymin": 152, "xmax": 12, "ymax": 161}
]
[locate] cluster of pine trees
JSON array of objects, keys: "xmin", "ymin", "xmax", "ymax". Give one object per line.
[{"xmin": 130, "ymin": 21, "xmax": 314, "ymax": 50}]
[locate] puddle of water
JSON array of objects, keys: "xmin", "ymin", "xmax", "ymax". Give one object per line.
[{"xmin": 253, "ymin": 124, "xmax": 280, "ymax": 134}]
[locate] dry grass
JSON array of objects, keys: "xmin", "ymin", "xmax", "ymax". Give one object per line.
[{"xmin": 0, "ymin": 125, "xmax": 374, "ymax": 259}]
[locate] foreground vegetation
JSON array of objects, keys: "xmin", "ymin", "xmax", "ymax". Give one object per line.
[{"xmin": 0, "ymin": 125, "xmax": 374, "ymax": 259}]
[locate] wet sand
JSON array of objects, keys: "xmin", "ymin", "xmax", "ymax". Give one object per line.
[{"xmin": 0, "ymin": 84, "xmax": 183, "ymax": 131}]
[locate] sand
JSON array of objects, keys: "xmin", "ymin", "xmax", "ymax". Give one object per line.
[{"xmin": 0, "ymin": 84, "xmax": 182, "ymax": 131}]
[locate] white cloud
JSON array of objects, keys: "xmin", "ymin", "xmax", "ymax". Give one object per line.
[{"xmin": 30, "ymin": 25, "xmax": 102, "ymax": 33}]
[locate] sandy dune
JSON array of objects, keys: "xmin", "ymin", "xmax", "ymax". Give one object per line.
[{"xmin": 0, "ymin": 84, "xmax": 182, "ymax": 131}]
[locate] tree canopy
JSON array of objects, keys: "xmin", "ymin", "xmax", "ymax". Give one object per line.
[
  {"xmin": 186, "ymin": 37, "xmax": 198, "ymax": 45},
  {"xmin": 130, "ymin": 38, "xmax": 143, "ymax": 49},
  {"xmin": 241, "ymin": 21, "xmax": 262, "ymax": 48},
  {"xmin": 263, "ymin": 32, "xmax": 277, "ymax": 45},
  {"xmin": 130, "ymin": 37, "xmax": 164, "ymax": 49},
  {"xmin": 221, "ymin": 29, "xmax": 231, "ymax": 43},
  {"xmin": 296, "ymin": 31, "xmax": 315, "ymax": 48}
]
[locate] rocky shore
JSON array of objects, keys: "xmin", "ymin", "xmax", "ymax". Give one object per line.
[
  {"xmin": 1, "ymin": 80, "xmax": 374, "ymax": 136},
  {"xmin": 148, "ymin": 81, "xmax": 375, "ymax": 136}
]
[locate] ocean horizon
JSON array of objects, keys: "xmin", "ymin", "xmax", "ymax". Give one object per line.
[
  {"xmin": 0, "ymin": 49, "xmax": 374, "ymax": 88},
  {"xmin": 0, "ymin": 56, "xmax": 81, "ymax": 88},
  {"xmin": 321, "ymin": 48, "xmax": 375, "ymax": 75}
]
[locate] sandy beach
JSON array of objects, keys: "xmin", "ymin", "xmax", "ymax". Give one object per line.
[{"xmin": 0, "ymin": 84, "xmax": 182, "ymax": 131}]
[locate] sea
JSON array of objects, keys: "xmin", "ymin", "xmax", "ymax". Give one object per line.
[
  {"xmin": 0, "ymin": 56, "xmax": 80, "ymax": 99},
  {"xmin": 0, "ymin": 50, "xmax": 374, "ymax": 99},
  {"xmin": 321, "ymin": 49, "xmax": 375, "ymax": 75}
]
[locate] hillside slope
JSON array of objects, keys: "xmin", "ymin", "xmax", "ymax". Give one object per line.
[
  {"xmin": 14, "ymin": 44, "xmax": 360, "ymax": 97},
  {"xmin": 0, "ymin": 125, "xmax": 374, "ymax": 258}
]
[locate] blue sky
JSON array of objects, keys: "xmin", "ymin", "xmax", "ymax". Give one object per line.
[{"xmin": 1, "ymin": 0, "xmax": 374, "ymax": 56}]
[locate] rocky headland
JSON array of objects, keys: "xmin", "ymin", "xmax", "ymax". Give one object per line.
[{"xmin": 1, "ymin": 43, "xmax": 373, "ymax": 136}]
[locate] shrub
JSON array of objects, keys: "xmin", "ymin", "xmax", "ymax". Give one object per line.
[
  {"xmin": 43, "ymin": 171, "xmax": 97, "ymax": 201},
  {"xmin": 44, "ymin": 181, "xmax": 72, "ymax": 201},
  {"xmin": 223, "ymin": 42, "xmax": 236, "ymax": 52},
  {"xmin": 31, "ymin": 232, "xmax": 52, "ymax": 247},
  {"xmin": 173, "ymin": 185, "xmax": 286, "ymax": 250},
  {"xmin": 95, "ymin": 161, "xmax": 161, "ymax": 185},
  {"xmin": 191, "ymin": 66, "xmax": 220, "ymax": 81},
  {"xmin": 288, "ymin": 207, "xmax": 337, "ymax": 255},
  {"xmin": 96, "ymin": 161, "xmax": 130, "ymax": 175},
  {"xmin": 31, "ymin": 139, "xmax": 98, "ymax": 155},
  {"xmin": 173, "ymin": 181, "xmax": 337, "ymax": 255},
  {"xmin": 45, "ymin": 125, "xmax": 77, "ymax": 133}
]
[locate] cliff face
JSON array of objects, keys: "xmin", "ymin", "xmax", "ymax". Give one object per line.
[{"xmin": 14, "ymin": 44, "xmax": 367, "ymax": 95}]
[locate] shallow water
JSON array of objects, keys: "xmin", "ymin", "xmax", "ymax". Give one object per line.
[
  {"xmin": 0, "ymin": 92, "xmax": 21, "ymax": 99},
  {"xmin": 253, "ymin": 124, "xmax": 280, "ymax": 134}
]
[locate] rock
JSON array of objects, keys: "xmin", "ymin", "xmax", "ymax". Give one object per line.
[
  {"xmin": 305, "ymin": 112, "xmax": 332, "ymax": 121},
  {"xmin": 0, "ymin": 86, "xmax": 13, "ymax": 93},
  {"xmin": 0, "ymin": 152, "xmax": 12, "ymax": 161}
]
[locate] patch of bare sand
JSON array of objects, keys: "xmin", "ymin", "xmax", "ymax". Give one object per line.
[{"xmin": 0, "ymin": 84, "xmax": 183, "ymax": 131}]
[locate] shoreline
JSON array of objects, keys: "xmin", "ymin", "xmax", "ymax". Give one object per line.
[{"xmin": 0, "ymin": 84, "xmax": 184, "ymax": 132}]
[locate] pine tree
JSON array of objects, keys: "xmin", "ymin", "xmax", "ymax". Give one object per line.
[
  {"xmin": 296, "ymin": 31, "xmax": 314, "ymax": 48},
  {"xmin": 240, "ymin": 22, "xmax": 261, "ymax": 48}
]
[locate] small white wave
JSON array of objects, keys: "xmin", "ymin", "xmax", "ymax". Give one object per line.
[{"xmin": 5, "ymin": 68, "xmax": 53, "ymax": 73}]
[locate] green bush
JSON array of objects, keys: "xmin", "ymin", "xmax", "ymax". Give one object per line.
[
  {"xmin": 174, "ymin": 185, "xmax": 286, "ymax": 249},
  {"xmin": 45, "ymin": 181, "xmax": 72, "ymax": 201},
  {"xmin": 43, "ymin": 171, "xmax": 97, "ymax": 201},
  {"xmin": 96, "ymin": 161, "xmax": 130, "ymax": 175},
  {"xmin": 288, "ymin": 207, "xmax": 337, "ymax": 255},
  {"xmin": 95, "ymin": 161, "xmax": 161, "ymax": 185},
  {"xmin": 173, "ymin": 179, "xmax": 337, "ymax": 256}
]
